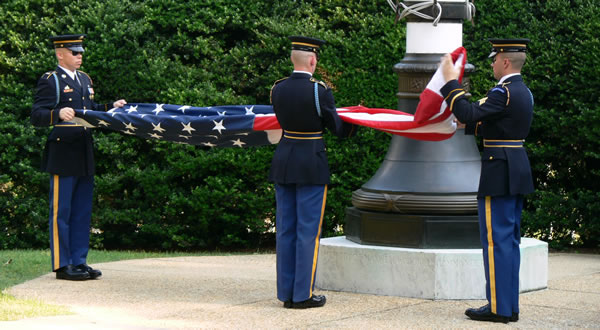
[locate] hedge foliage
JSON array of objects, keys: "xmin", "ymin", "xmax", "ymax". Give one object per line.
[{"xmin": 1, "ymin": 0, "xmax": 598, "ymax": 250}]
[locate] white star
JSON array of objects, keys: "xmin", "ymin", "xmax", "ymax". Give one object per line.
[
  {"xmin": 107, "ymin": 108, "xmax": 118, "ymax": 114},
  {"xmin": 178, "ymin": 105, "xmax": 191, "ymax": 113},
  {"xmin": 152, "ymin": 123, "xmax": 166, "ymax": 133},
  {"xmin": 181, "ymin": 122, "xmax": 196, "ymax": 134},
  {"xmin": 202, "ymin": 142, "xmax": 217, "ymax": 147},
  {"xmin": 152, "ymin": 104, "xmax": 165, "ymax": 115},
  {"xmin": 212, "ymin": 120, "xmax": 226, "ymax": 134},
  {"xmin": 98, "ymin": 120, "xmax": 110, "ymax": 127},
  {"xmin": 149, "ymin": 133, "xmax": 162, "ymax": 139},
  {"xmin": 245, "ymin": 106, "xmax": 255, "ymax": 115},
  {"xmin": 125, "ymin": 105, "xmax": 138, "ymax": 113},
  {"xmin": 82, "ymin": 109, "xmax": 89, "ymax": 115},
  {"xmin": 217, "ymin": 111, "xmax": 226, "ymax": 116},
  {"xmin": 124, "ymin": 130, "xmax": 135, "ymax": 135},
  {"xmin": 232, "ymin": 139, "xmax": 246, "ymax": 147},
  {"xmin": 124, "ymin": 122, "xmax": 137, "ymax": 131},
  {"xmin": 139, "ymin": 114, "xmax": 148, "ymax": 118},
  {"xmin": 236, "ymin": 133, "xmax": 249, "ymax": 136},
  {"xmin": 178, "ymin": 135, "xmax": 190, "ymax": 140}
]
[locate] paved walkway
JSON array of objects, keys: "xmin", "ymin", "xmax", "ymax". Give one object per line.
[{"xmin": 3, "ymin": 252, "xmax": 600, "ymax": 329}]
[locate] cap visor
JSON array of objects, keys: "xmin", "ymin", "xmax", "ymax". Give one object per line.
[
  {"xmin": 67, "ymin": 46, "xmax": 85, "ymax": 52},
  {"xmin": 488, "ymin": 51, "xmax": 497, "ymax": 58}
]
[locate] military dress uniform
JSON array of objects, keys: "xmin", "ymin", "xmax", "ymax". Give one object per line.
[
  {"xmin": 440, "ymin": 39, "xmax": 534, "ymax": 320},
  {"xmin": 269, "ymin": 36, "xmax": 355, "ymax": 307},
  {"xmin": 31, "ymin": 35, "xmax": 110, "ymax": 275}
]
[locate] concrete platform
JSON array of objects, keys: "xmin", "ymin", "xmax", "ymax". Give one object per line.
[
  {"xmin": 316, "ymin": 236, "xmax": 548, "ymax": 299},
  {"xmin": 3, "ymin": 251, "xmax": 599, "ymax": 329}
]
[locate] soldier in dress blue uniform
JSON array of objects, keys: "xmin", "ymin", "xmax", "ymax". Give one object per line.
[
  {"xmin": 269, "ymin": 36, "xmax": 356, "ymax": 309},
  {"xmin": 440, "ymin": 38, "xmax": 534, "ymax": 323},
  {"xmin": 31, "ymin": 34, "xmax": 127, "ymax": 280}
]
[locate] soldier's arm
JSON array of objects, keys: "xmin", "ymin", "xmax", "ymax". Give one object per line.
[
  {"xmin": 31, "ymin": 74, "xmax": 61, "ymax": 127},
  {"xmin": 441, "ymin": 80, "xmax": 507, "ymax": 124},
  {"xmin": 319, "ymin": 86, "xmax": 356, "ymax": 138}
]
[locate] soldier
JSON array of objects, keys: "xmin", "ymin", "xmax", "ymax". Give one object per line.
[
  {"xmin": 269, "ymin": 36, "xmax": 356, "ymax": 309},
  {"xmin": 31, "ymin": 34, "xmax": 127, "ymax": 280},
  {"xmin": 440, "ymin": 38, "xmax": 534, "ymax": 323}
]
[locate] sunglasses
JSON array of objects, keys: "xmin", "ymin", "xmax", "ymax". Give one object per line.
[{"xmin": 71, "ymin": 51, "xmax": 83, "ymax": 56}]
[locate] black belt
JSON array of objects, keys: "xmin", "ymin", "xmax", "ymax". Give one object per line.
[{"xmin": 283, "ymin": 130, "xmax": 323, "ymax": 140}]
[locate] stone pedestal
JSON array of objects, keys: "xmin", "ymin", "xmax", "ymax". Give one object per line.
[{"xmin": 315, "ymin": 236, "xmax": 548, "ymax": 299}]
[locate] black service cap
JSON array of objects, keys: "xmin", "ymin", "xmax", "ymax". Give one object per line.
[
  {"xmin": 289, "ymin": 36, "xmax": 326, "ymax": 54},
  {"xmin": 50, "ymin": 34, "xmax": 86, "ymax": 52},
  {"xmin": 488, "ymin": 38, "xmax": 529, "ymax": 58}
]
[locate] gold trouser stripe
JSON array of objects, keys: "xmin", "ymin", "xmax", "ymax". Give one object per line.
[
  {"xmin": 449, "ymin": 91, "xmax": 466, "ymax": 112},
  {"xmin": 52, "ymin": 175, "xmax": 60, "ymax": 270},
  {"xmin": 50, "ymin": 110, "xmax": 53, "ymax": 125},
  {"xmin": 309, "ymin": 185, "xmax": 328, "ymax": 297},
  {"xmin": 485, "ymin": 196, "xmax": 497, "ymax": 313}
]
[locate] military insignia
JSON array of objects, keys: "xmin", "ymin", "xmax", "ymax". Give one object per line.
[
  {"xmin": 491, "ymin": 87, "xmax": 505, "ymax": 93},
  {"xmin": 63, "ymin": 85, "xmax": 73, "ymax": 93},
  {"xmin": 478, "ymin": 97, "xmax": 488, "ymax": 106},
  {"xmin": 61, "ymin": 74, "xmax": 67, "ymax": 78}
]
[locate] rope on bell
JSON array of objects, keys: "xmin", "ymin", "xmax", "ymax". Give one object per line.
[{"xmin": 387, "ymin": 0, "xmax": 476, "ymax": 26}]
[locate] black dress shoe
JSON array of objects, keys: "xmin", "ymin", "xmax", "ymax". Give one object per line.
[
  {"xmin": 56, "ymin": 264, "xmax": 90, "ymax": 281},
  {"xmin": 283, "ymin": 300, "xmax": 293, "ymax": 308},
  {"xmin": 510, "ymin": 312, "xmax": 519, "ymax": 322},
  {"xmin": 291, "ymin": 295, "xmax": 326, "ymax": 309},
  {"xmin": 76, "ymin": 264, "xmax": 102, "ymax": 279},
  {"xmin": 465, "ymin": 304, "xmax": 510, "ymax": 323}
]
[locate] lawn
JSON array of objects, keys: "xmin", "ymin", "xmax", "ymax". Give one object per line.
[{"xmin": 0, "ymin": 249, "xmax": 202, "ymax": 321}]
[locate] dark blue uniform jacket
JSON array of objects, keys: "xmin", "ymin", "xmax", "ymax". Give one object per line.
[
  {"xmin": 269, "ymin": 72, "xmax": 355, "ymax": 184},
  {"xmin": 31, "ymin": 67, "xmax": 109, "ymax": 176},
  {"xmin": 441, "ymin": 75, "xmax": 535, "ymax": 197}
]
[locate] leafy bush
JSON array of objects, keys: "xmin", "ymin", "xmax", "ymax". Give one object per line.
[{"xmin": 1, "ymin": 0, "xmax": 598, "ymax": 250}]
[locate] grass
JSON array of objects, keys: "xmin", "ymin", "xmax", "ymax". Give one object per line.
[{"xmin": 0, "ymin": 249, "xmax": 216, "ymax": 321}]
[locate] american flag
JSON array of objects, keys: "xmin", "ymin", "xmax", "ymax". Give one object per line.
[{"xmin": 72, "ymin": 48, "xmax": 466, "ymax": 147}]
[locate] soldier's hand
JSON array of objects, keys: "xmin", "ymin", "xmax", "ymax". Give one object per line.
[
  {"xmin": 440, "ymin": 54, "xmax": 460, "ymax": 83},
  {"xmin": 113, "ymin": 99, "xmax": 127, "ymax": 108},
  {"xmin": 59, "ymin": 107, "xmax": 75, "ymax": 121},
  {"xmin": 453, "ymin": 118, "xmax": 466, "ymax": 129}
]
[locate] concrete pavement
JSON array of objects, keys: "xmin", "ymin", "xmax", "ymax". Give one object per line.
[{"xmin": 3, "ymin": 252, "xmax": 600, "ymax": 329}]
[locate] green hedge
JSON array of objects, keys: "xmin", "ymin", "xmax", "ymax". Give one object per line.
[{"xmin": 1, "ymin": 0, "xmax": 598, "ymax": 250}]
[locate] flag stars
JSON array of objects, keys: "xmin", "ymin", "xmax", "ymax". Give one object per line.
[
  {"xmin": 202, "ymin": 142, "xmax": 217, "ymax": 148},
  {"xmin": 152, "ymin": 104, "xmax": 165, "ymax": 115},
  {"xmin": 125, "ymin": 105, "xmax": 138, "ymax": 113},
  {"xmin": 232, "ymin": 138, "xmax": 246, "ymax": 147},
  {"xmin": 181, "ymin": 122, "xmax": 196, "ymax": 134},
  {"xmin": 98, "ymin": 120, "xmax": 110, "ymax": 127},
  {"xmin": 152, "ymin": 122, "xmax": 166, "ymax": 133},
  {"xmin": 149, "ymin": 133, "xmax": 162, "ymax": 139},
  {"xmin": 245, "ymin": 106, "xmax": 255, "ymax": 115},
  {"xmin": 124, "ymin": 122, "xmax": 137, "ymax": 131},
  {"xmin": 212, "ymin": 120, "xmax": 226, "ymax": 134},
  {"xmin": 178, "ymin": 105, "xmax": 191, "ymax": 113}
]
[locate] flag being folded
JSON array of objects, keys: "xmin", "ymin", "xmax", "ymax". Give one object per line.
[{"xmin": 72, "ymin": 48, "xmax": 466, "ymax": 147}]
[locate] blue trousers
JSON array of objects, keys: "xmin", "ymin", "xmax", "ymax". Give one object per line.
[
  {"xmin": 275, "ymin": 183, "xmax": 327, "ymax": 303},
  {"xmin": 49, "ymin": 175, "xmax": 94, "ymax": 271},
  {"xmin": 478, "ymin": 195, "xmax": 523, "ymax": 317}
]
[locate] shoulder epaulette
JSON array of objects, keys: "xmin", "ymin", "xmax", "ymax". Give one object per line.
[
  {"xmin": 310, "ymin": 77, "xmax": 328, "ymax": 89},
  {"xmin": 43, "ymin": 71, "xmax": 56, "ymax": 79},
  {"xmin": 77, "ymin": 71, "xmax": 93, "ymax": 84},
  {"xmin": 270, "ymin": 77, "xmax": 288, "ymax": 103}
]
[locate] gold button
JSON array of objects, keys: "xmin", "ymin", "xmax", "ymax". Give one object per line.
[
  {"xmin": 82, "ymin": 97, "xmax": 85, "ymax": 100},
  {"xmin": 83, "ymin": 106, "xmax": 87, "ymax": 109},
  {"xmin": 69, "ymin": 98, "xmax": 72, "ymax": 101},
  {"xmin": 489, "ymin": 156, "xmax": 493, "ymax": 160},
  {"xmin": 57, "ymin": 138, "xmax": 61, "ymax": 141}
]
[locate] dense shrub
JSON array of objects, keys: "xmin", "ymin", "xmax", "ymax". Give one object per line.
[{"xmin": 1, "ymin": 0, "xmax": 598, "ymax": 250}]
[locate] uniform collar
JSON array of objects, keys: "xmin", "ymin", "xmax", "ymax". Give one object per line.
[
  {"xmin": 292, "ymin": 70, "xmax": 312, "ymax": 77},
  {"xmin": 58, "ymin": 65, "xmax": 78, "ymax": 80},
  {"xmin": 498, "ymin": 73, "xmax": 520, "ymax": 85}
]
